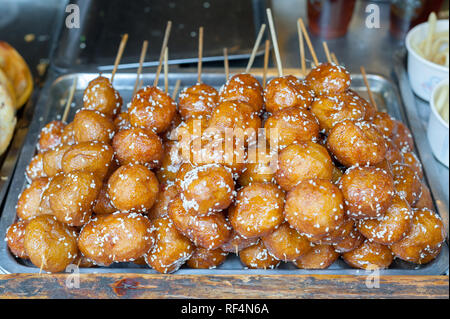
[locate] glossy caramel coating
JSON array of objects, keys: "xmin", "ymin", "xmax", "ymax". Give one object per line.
[
  {"xmin": 129, "ymin": 86, "xmax": 177, "ymax": 134},
  {"xmin": 229, "ymin": 182, "xmax": 285, "ymax": 238},
  {"xmin": 83, "ymin": 76, "xmax": 122, "ymax": 118},
  {"xmin": 38, "ymin": 121, "xmax": 65, "ymax": 152},
  {"xmin": 318, "ymin": 218, "xmax": 354, "ymax": 245},
  {"xmin": 391, "ymin": 120, "xmax": 414, "ymax": 153},
  {"xmin": 264, "ymin": 76, "xmax": 314, "ymax": 113},
  {"xmin": 61, "ymin": 122, "xmax": 76, "ymax": 145},
  {"xmin": 78, "ymin": 212, "xmax": 154, "ymax": 266},
  {"xmin": 114, "ymin": 112, "xmax": 131, "ymax": 132},
  {"xmin": 220, "ymin": 229, "xmax": 260, "ymax": 253},
  {"xmin": 176, "ymin": 164, "xmax": 234, "ymax": 216},
  {"xmin": 16, "ymin": 177, "xmax": 50, "ymax": 221},
  {"xmin": 392, "ymin": 163, "xmax": 422, "ymax": 206},
  {"xmin": 239, "ymin": 241, "xmax": 280, "ymax": 269},
  {"xmin": 26, "ymin": 153, "xmax": 46, "ymax": 181},
  {"xmin": 390, "ymin": 208, "xmax": 446, "ymax": 264},
  {"xmin": 275, "ymin": 142, "xmax": 333, "ymax": 191},
  {"xmin": 107, "ymin": 164, "xmax": 159, "ymax": 213},
  {"xmin": 264, "ymin": 107, "xmax": 320, "ymax": 148},
  {"xmin": 145, "ymin": 216, "xmax": 194, "ymax": 274},
  {"xmin": 112, "ymin": 127, "xmax": 163, "ymax": 168},
  {"xmin": 305, "ymin": 63, "xmax": 351, "ymax": 96},
  {"xmin": 326, "ymin": 120, "xmax": 387, "ymax": 167},
  {"xmin": 372, "ymin": 112, "xmax": 396, "ymax": 139},
  {"xmin": 261, "ymin": 222, "xmax": 312, "ymax": 261},
  {"xmin": 402, "ymin": 151, "xmax": 423, "ymax": 179},
  {"xmin": 385, "ymin": 139, "xmax": 404, "ymax": 166},
  {"xmin": 92, "ymin": 183, "xmax": 116, "ymax": 215},
  {"xmin": 339, "ymin": 166, "xmax": 395, "ymax": 219},
  {"xmin": 208, "ymin": 101, "xmax": 261, "ymax": 133},
  {"xmin": 62, "ymin": 141, "xmax": 114, "ymax": 180},
  {"xmin": 186, "ymin": 247, "xmax": 228, "ymax": 269},
  {"xmin": 293, "ymin": 244, "xmax": 339, "ymax": 269},
  {"xmin": 347, "ymin": 89, "xmax": 376, "ymax": 121},
  {"xmin": 333, "ymin": 227, "xmax": 364, "ymax": 253},
  {"xmin": 342, "ymin": 240, "xmax": 393, "ymax": 269},
  {"xmin": 147, "ymin": 182, "xmax": 179, "ymax": 221},
  {"xmin": 42, "ymin": 144, "xmax": 71, "ymax": 177},
  {"xmin": 24, "ymin": 215, "xmax": 78, "ymax": 273},
  {"xmin": 284, "ymin": 179, "xmax": 345, "ymax": 240},
  {"xmin": 169, "ymin": 196, "xmax": 232, "ymax": 250},
  {"xmin": 238, "ymin": 146, "xmax": 276, "ymax": 187},
  {"xmin": 156, "ymin": 141, "xmax": 184, "ymax": 184},
  {"xmin": 178, "ymin": 83, "xmax": 219, "ymax": 119},
  {"xmin": 414, "ymin": 182, "xmax": 434, "ymax": 211},
  {"xmin": 357, "ymin": 195, "xmax": 413, "ymax": 245},
  {"xmin": 73, "ymin": 109, "xmax": 115, "ymax": 143},
  {"xmin": 219, "ymin": 73, "xmax": 264, "ymax": 114},
  {"xmin": 6, "ymin": 220, "xmax": 28, "ymax": 259}
]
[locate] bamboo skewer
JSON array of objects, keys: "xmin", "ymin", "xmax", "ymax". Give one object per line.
[
  {"xmin": 197, "ymin": 26, "xmax": 204, "ymax": 84},
  {"xmin": 297, "ymin": 19, "xmax": 306, "ymax": 76},
  {"xmin": 111, "ymin": 33, "xmax": 129, "ymax": 83},
  {"xmin": 266, "ymin": 9, "xmax": 283, "ymax": 77},
  {"xmin": 62, "ymin": 78, "xmax": 77, "ymax": 123},
  {"xmin": 360, "ymin": 66, "xmax": 378, "ymax": 111},
  {"xmin": 172, "ymin": 79, "xmax": 181, "ymax": 100},
  {"xmin": 331, "ymin": 52, "xmax": 339, "ymax": 65},
  {"xmin": 153, "ymin": 21, "xmax": 172, "ymax": 87},
  {"xmin": 223, "ymin": 48, "xmax": 230, "ymax": 81},
  {"xmin": 164, "ymin": 47, "xmax": 169, "ymax": 93},
  {"xmin": 133, "ymin": 40, "xmax": 149, "ymax": 96},
  {"xmin": 263, "ymin": 39, "xmax": 270, "ymax": 89},
  {"xmin": 322, "ymin": 41, "xmax": 332, "ymax": 64},
  {"xmin": 245, "ymin": 23, "xmax": 266, "ymax": 73},
  {"xmin": 298, "ymin": 18, "xmax": 319, "ymax": 67}
]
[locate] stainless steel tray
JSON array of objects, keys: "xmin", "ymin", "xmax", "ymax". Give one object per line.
[{"xmin": 0, "ymin": 71, "xmax": 448, "ymax": 275}]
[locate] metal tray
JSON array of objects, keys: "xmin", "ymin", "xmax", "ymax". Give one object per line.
[{"xmin": 0, "ymin": 71, "xmax": 448, "ymax": 275}]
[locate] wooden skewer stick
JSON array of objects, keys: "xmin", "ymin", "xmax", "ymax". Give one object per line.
[
  {"xmin": 164, "ymin": 47, "xmax": 169, "ymax": 93},
  {"xmin": 331, "ymin": 52, "xmax": 339, "ymax": 65},
  {"xmin": 111, "ymin": 33, "xmax": 129, "ymax": 83},
  {"xmin": 360, "ymin": 66, "xmax": 378, "ymax": 111},
  {"xmin": 263, "ymin": 39, "xmax": 270, "ymax": 89},
  {"xmin": 62, "ymin": 77, "xmax": 77, "ymax": 123},
  {"xmin": 172, "ymin": 79, "xmax": 181, "ymax": 100},
  {"xmin": 297, "ymin": 19, "xmax": 306, "ymax": 76},
  {"xmin": 322, "ymin": 41, "xmax": 332, "ymax": 64},
  {"xmin": 137, "ymin": 79, "xmax": 144, "ymax": 91},
  {"xmin": 298, "ymin": 18, "xmax": 319, "ymax": 67},
  {"xmin": 223, "ymin": 48, "xmax": 229, "ymax": 81},
  {"xmin": 197, "ymin": 26, "xmax": 204, "ymax": 84},
  {"xmin": 266, "ymin": 9, "xmax": 283, "ymax": 77},
  {"xmin": 153, "ymin": 21, "xmax": 173, "ymax": 87},
  {"xmin": 133, "ymin": 40, "xmax": 149, "ymax": 96},
  {"xmin": 245, "ymin": 23, "xmax": 266, "ymax": 73},
  {"xmin": 39, "ymin": 254, "xmax": 46, "ymax": 275}
]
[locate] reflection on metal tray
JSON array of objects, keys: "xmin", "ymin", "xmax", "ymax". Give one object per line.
[{"xmin": 0, "ymin": 72, "xmax": 448, "ymax": 275}]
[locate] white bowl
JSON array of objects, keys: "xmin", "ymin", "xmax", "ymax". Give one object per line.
[
  {"xmin": 427, "ymin": 79, "xmax": 449, "ymax": 167},
  {"xmin": 406, "ymin": 19, "xmax": 449, "ymax": 101}
]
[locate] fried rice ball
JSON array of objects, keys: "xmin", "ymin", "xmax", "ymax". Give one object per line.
[
  {"xmin": 310, "ymin": 92, "xmax": 366, "ymax": 134},
  {"xmin": 275, "ymin": 142, "xmax": 333, "ymax": 191},
  {"xmin": 26, "ymin": 153, "xmax": 46, "ymax": 181},
  {"xmin": 187, "ymin": 247, "xmax": 228, "ymax": 269},
  {"xmin": 293, "ymin": 244, "xmax": 339, "ymax": 269},
  {"xmin": 391, "ymin": 120, "xmax": 414, "ymax": 153},
  {"xmin": 229, "ymin": 182, "xmax": 285, "ymax": 239},
  {"xmin": 16, "ymin": 177, "xmax": 50, "ymax": 221},
  {"xmin": 128, "ymin": 86, "xmax": 177, "ymax": 134},
  {"xmin": 83, "ymin": 75, "xmax": 122, "ymax": 118},
  {"xmin": 114, "ymin": 112, "xmax": 131, "ymax": 132},
  {"xmin": 402, "ymin": 151, "xmax": 423, "ymax": 179},
  {"xmin": 61, "ymin": 121, "xmax": 76, "ymax": 145},
  {"xmin": 219, "ymin": 73, "xmax": 264, "ymax": 114},
  {"xmin": 46, "ymin": 171, "xmax": 102, "ymax": 226},
  {"xmin": 145, "ymin": 216, "xmax": 195, "ymax": 274},
  {"xmin": 239, "ymin": 241, "xmax": 280, "ymax": 269},
  {"xmin": 73, "ymin": 109, "xmax": 115, "ymax": 144},
  {"xmin": 339, "ymin": 166, "xmax": 395, "ymax": 220},
  {"xmin": 208, "ymin": 101, "xmax": 261, "ymax": 134},
  {"xmin": 238, "ymin": 146, "xmax": 277, "ymax": 187},
  {"xmin": 414, "ymin": 182, "xmax": 434, "ymax": 211},
  {"xmin": 6, "ymin": 220, "xmax": 29, "ymax": 259},
  {"xmin": 178, "ymin": 83, "xmax": 219, "ymax": 119},
  {"xmin": 342, "ymin": 240, "xmax": 393, "ymax": 270},
  {"xmin": 305, "ymin": 63, "xmax": 351, "ymax": 96},
  {"xmin": 156, "ymin": 141, "xmax": 184, "ymax": 184},
  {"xmin": 148, "ymin": 182, "xmax": 179, "ymax": 221},
  {"xmin": 284, "ymin": 179, "xmax": 345, "ymax": 240},
  {"xmin": 372, "ymin": 111, "xmax": 396, "ymax": 139},
  {"xmin": 261, "ymin": 222, "xmax": 312, "ymax": 261},
  {"xmin": 112, "ymin": 127, "xmax": 163, "ymax": 168},
  {"xmin": 357, "ymin": 195, "xmax": 414, "ymax": 245},
  {"xmin": 390, "ymin": 208, "xmax": 446, "ymax": 264},
  {"xmin": 264, "ymin": 76, "xmax": 314, "ymax": 113},
  {"xmin": 78, "ymin": 212, "xmax": 154, "ymax": 266},
  {"xmin": 42, "ymin": 144, "xmax": 71, "ymax": 177},
  {"xmin": 347, "ymin": 89, "xmax": 376, "ymax": 121},
  {"xmin": 38, "ymin": 120, "xmax": 65, "ymax": 152},
  {"xmin": 107, "ymin": 164, "xmax": 159, "ymax": 213},
  {"xmin": 175, "ymin": 163, "xmax": 234, "ymax": 216},
  {"xmin": 168, "ymin": 196, "xmax": 232, "ymax": 250},
  {"xmin": 326, "ymin": 120, "xmax": 387, "ymax": 167},
  {"xmin": 61, "ymin": 141, "xmax": 114, "ymax": 180},
  {"xmin": 24, "ymin": 215, "xmax": 78, "ymax": 273},
  {"xmin": 333, "ymin": 227, "xmax": 364, "ymax": 253},
  {"xmin": 92, "ymin": 183, "xmax": 116, "ymax": 215},
  {"xmin": 264, "ymin": 107, "xmax": 320, "ymax": 148},
  {"xmin": 318, "ymin": 218, "xmax": 355, "ymax": 245},
  {"xmin": 331, "ymin": 165, "xmax": 344, "ymax": 184},
  {"xmin": 220, "ymin": 229, "xmax": 260, "ymax": 254},
  {"xmin": 385, "ymin": 139, "xmax": 405, "ymax": 166},
  {"xmin": 392, "ymin": 163, "xmax": 422, "ymax": 206}
]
